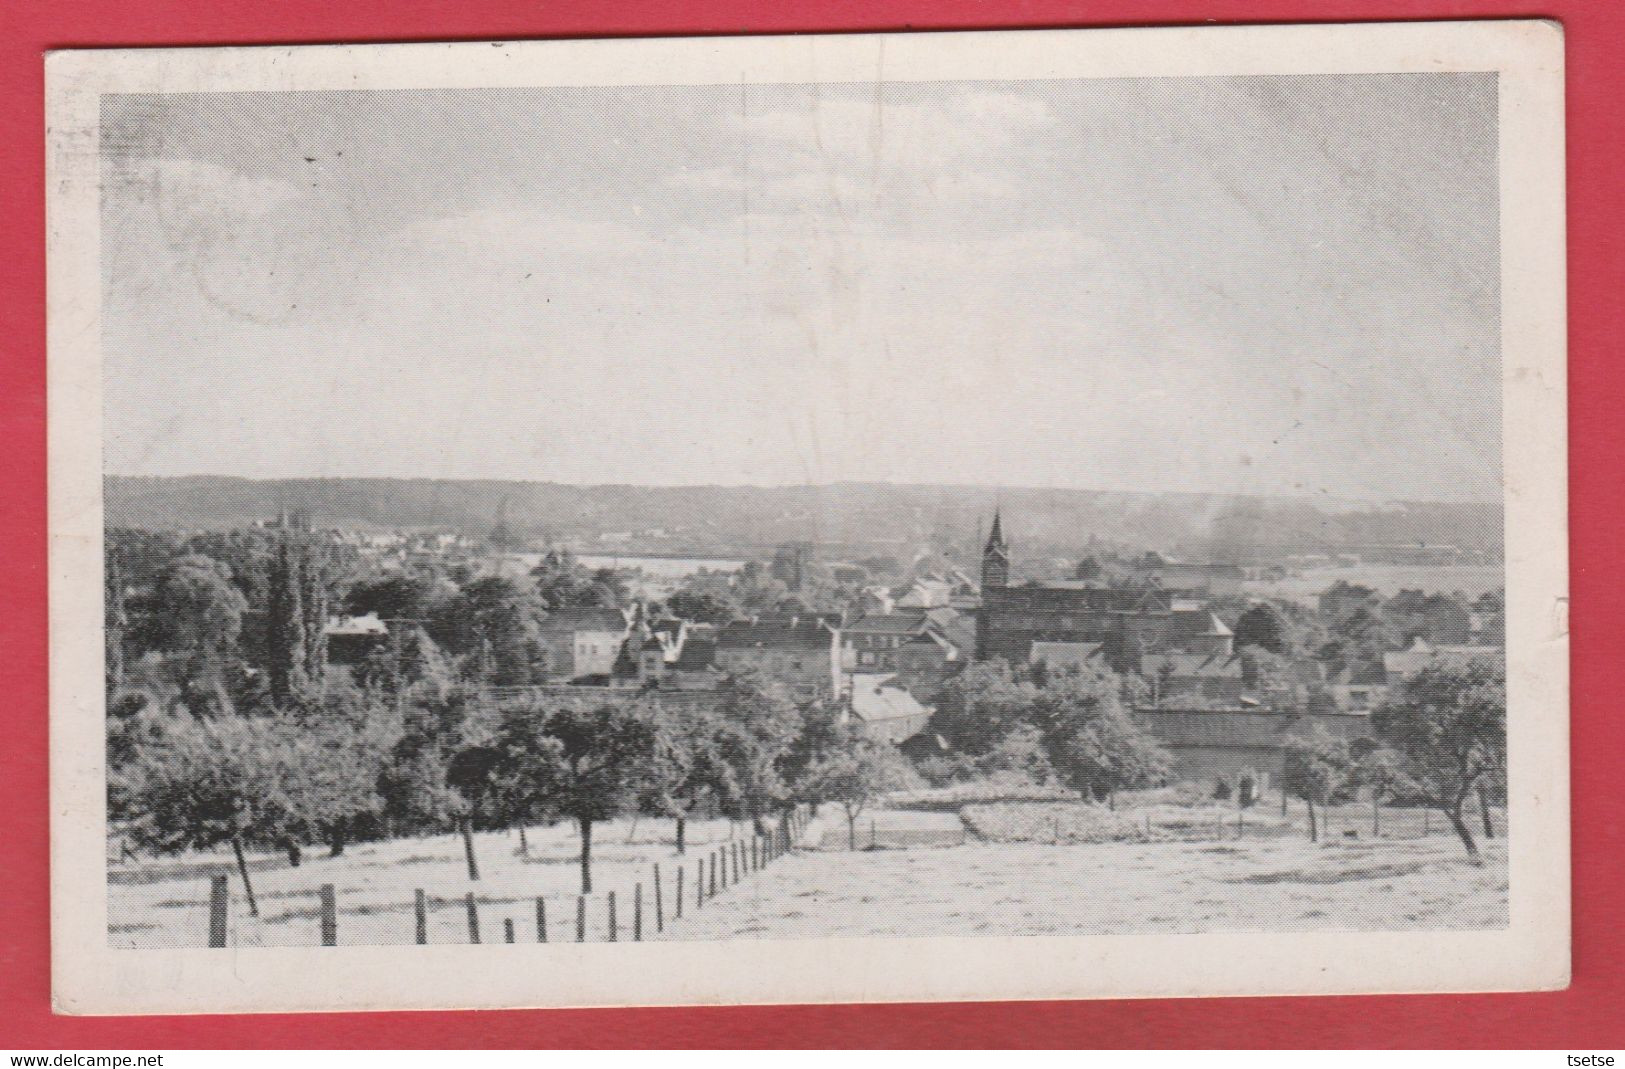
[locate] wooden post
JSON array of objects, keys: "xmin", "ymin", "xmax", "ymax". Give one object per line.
[
  {"xmin": 709, "ymin": 852, "xmax": 718, "ymax": 896},
  {"xmin": 208, "ymin": 874, "xmax": 228, "ymax": 948},
  {"xmin": 320, "ymin": 884, "xmax": 337, "ymax": 947},
  {"xmin": 675, "ymin": 864, "xmax": 684, "ymax": 919},
  {"xmin": 414, "ymin": 889, "xmax": 428, "ymax": 945},
  {"xmin": 751, "ymin": 838, "xmax": 759, "ymax": 872},
  {"xmin": 634, "ymin": 883, "xmax": 643, "ymax": 942},
  {"xmin": 608, "ymin": 891, "xmax": 618, "ymax": 942},
  {"xmin": 504, "ymin": 918, "xmax": 515, "ymax": 944},
  {"xmin": 576, "ymin": 895, "xmax": 586, "ymax": 942},
  {"xmin": 465, "ymin": 892, "xmax": 481, "ymax": 944},
  {"xmin": 536, "ymin": 897, "xmax": 547, "ymax": 943},
  {"xmin": 695, "ymin": 860, "xmax": 703, "ymax": 908},
  {"xmin": 654, "ymin": 865, "xmax": 664, "ymax": 933},
  {"xmin": 732, "ymin": 841, "xmax": 741, "ymax": 882}
]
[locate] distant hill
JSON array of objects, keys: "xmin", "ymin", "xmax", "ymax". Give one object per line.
[{"xmin": 103, "ymin": 475, "xmax": 1503, "ymax": 562}]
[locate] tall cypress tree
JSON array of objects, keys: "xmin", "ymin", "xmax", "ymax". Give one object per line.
[
  {"xmin": 104, "ymin": 550, "xmax": 126, "ymax": 692},
  {"xmin": 301, "ymin": 540, "xmax": 328, "ymax": 694},
  {"xmin": 266, "ymin": 535, "xmax": 309, "ymax": 705}
]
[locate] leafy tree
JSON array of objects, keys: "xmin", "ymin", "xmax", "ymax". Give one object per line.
[
  {"xmin": 925, "ymin": 661, "xmax": 1038, "ymax": 757},
  {"xmin": 638, "ymin": 702, "xmax": 733, "ymax": 854},
  {"xmin": 1350, "ymin": 745, "xmax": 1414, "ymax": 837},
  {"xmin": 1282, "ymin": 726, "xmax": 1351, "ymax": 841},
  {"xmin": 446, "ymin": 744, "xmax": 503, "ymax": 880},
  {"xmin": 345, "ymin": 574, "xmax": 446, "ymax": 626},
  {"xmin": 711, "ymin": 672, "xmax": 801, "ymax": 834},
  {"xmin": 802, "ymin": 733, "xmax": 913, "ymax": 850},
  {"xmin": 1233, "ymin": 604, "xmax": 1289, "ymax": 654},
  {"xmin": 530, "ymin": 549, "xmax": 624, "ymax": 611},
  {"xmin": 666, "ymin": 589, "xmax": 739, "ymax": 626},
  {"xmin": 1028, "ymin": 669, "xmax": 1171, "ymax": 802},
  {"xmin": 148, "ymin": 554, "xmax": 248, "ymax": 658},
  {"xmin": 1372, "ymin": 660, "xmax": 1506, "ymax": 859},
  {"xmin": 119, "ymin": 711, "xmax": 304, "ymax": 915},
  {"xmin": 536, "ymin": 700, "xmax": 663, "ymax": 892},
  {"xmin": 432, "ymin": 576, "xmax": 544, "ymax": 686}
]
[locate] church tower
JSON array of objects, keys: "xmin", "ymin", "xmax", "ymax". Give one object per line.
[{"xmin": 981, "ymin": 509, "xmax": 1010, "ymax": 590}]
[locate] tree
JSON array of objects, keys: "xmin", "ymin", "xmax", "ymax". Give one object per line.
[
  {"xmin": 446, "ymin": 744, "xmax": 503, "ymax": 880},
  {"xmin": 148, "ymin": 554, "xmax": 248, "ymax": 658},
  {"xmin": 802, "ymin": 732, "xmax": 912, "ymax": 850},
  {"xmin": 119, "ymin": 712, "xmax": 304, "ymax": 915},
  {"xmin": 345, "ymin": 574, "xmax": 446, "ymax": 626},
  {"xmin": 1371, "ymin": 660, "xmax": 1506, "ymax": 860},
  {"xmin": 538, "ymin": 700, "xmax": 662, "ymax": 892},
  {"xmin": 1282, "ymin": 726, "xmax": 1351, "ymax": 842},
  {"xmin": 639, "ymin": 702, "xmax": 733, "ymax": 854},
  {"xmin": 712, "ymin": 672, "xmax": 801, "ymax": 834},
  {"xmin": 1350, "ymin": 745, "xmax": 1413, "ymax": 837},
  {"xmin": 1029, "ymin": 669, "xmax": 1171, "ymax": 802},
  {"xmin": 925, "ymin": 661, "xmax": 1038, "ymax": 757},
  {"xmin": 1233, "ymin": 604, "xmax": 1289, "ymax": 654},
  {"xmin": 666, "ymin": 589, "xmax": 739, "ymax": 626},
  {"xmin": 433, "ymin": 577, "xmax": 544, "ymax": 686},
  {"xmin": 265, "ymin": 537, "xmax": 310, "ymax": 705}
]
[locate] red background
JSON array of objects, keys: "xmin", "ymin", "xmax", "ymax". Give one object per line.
[{"xmin": 1, "ymin": 0, "xmax": 1617, "ymax": 1049}]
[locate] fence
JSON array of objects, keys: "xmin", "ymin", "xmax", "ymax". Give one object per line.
[{"xmin": 202, "ymin": 806, "xmax": 811, "ymax": 948}]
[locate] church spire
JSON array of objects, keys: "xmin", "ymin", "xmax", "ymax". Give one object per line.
[{"xmin": 981, "ymin": 508, "xmax": 1010, "ymax": 590}]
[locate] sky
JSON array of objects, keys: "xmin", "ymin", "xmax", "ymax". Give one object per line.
[{"xmin": 100, "ymin": 74, "xmax": 1501, "ymax": 502}]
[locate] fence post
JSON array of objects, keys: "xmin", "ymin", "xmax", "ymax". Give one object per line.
[
  {"xmin": 710, "ymin": 852, "xmax": 718, "ymax": 896},
  {"xmin": 675, "ymin": 864, "xmax": 684, "ymax": 919},
  {"xmin": 696, "ymin": 860, "xmax": 704, "ymax": 908},
  {"xmin": 414, "ymin": 889, "xmax": 428, "ymax": 945},
  {"xmin": 536, "ymin": 897, "xmax": 547, "ymax": 943},
  {"xmin": 465, "ymin": 892, "xmax": 481, "ymax": 944},
  {"xmin": 653, "ymin": 865, "xmax": 664, "ymax": 933},
  {"xmin": 504, "ymin": 918, "xmax": 515, "ymax": 944},
  {"xmin": 608, "ymin": 891, "xmax": 618, "ymax": 942},
  {"xmin": 732, "ymin": 842, "xmax": 741, "ymax": 882},
  {"xmin": 320, "ymin": 884, "xmax": 337, "ymax": 947},
  {"xmin": 208, "ymin": 874, "xmax": 228, "ymax": 948},
  {"xmin": 576, "ymin": 895, "xmax": 586, "ymax": 942},
  {"xmin": 634, "ymin": 883, "xmax": 643, "ymax": 942}
]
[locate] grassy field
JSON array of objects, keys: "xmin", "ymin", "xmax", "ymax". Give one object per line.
[
  {"xmin": 660, "ymin": 830, "xmax": 1508, "ymax": 941},
  {"xmin": 108, "ymin": 800, "xmax": 1505, "ymax": 947},
  {"xmin": 108, "ymin": 815, "xmax": 762, "ymax": 948}
]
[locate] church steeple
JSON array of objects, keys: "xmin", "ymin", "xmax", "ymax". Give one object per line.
[{"xmin": 981, "ymin": 509, "xmax": 1010, "ymax": 590}]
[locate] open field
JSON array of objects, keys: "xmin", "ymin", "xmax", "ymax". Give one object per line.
[
  {"xmin": 661, "ymin": 831, "xmax": 1508, "ymax": 941},
  {"xmin": 108, "ymin": 799, "xmax": 1505, "ymax": 947},
  {"xmin": 108, "ymin": 815, "xmax": 758, "ymax": 948},
  {"xmin": 1244, "ymin": 564, "xmax": 1503, "ymax": 604}
]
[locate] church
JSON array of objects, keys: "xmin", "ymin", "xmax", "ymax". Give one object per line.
[{"xmin": 973, "ymin": 511, "xmax": 1225, "ymax": 672}]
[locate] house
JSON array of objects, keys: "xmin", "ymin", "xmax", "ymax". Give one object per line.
[
  {"xmin": 535, "ymin": 606, "xmax": 632, "ymax": 681},
  {"xmin": 1139, "ymin": 651, "xmax": 1246, "ymax": 706},
  {"xmin": 1029, "ymin": 640, "xmax": 1107, "ymax": 673},
  {"xmin": 1170, "ymin": 603, "xmax": 1235, "ymax": 657},
  {"xmin": 894, "ymin": 577, "xmax": 955, "ymax": 610},
  {"xmin": 1325, "ymin": 659, "xmax": 1390, "ymax": 712},
  {"xmin": 848, "ymin": 674, "xmax": 933, "ymax": 744},
  {"xmin": 843, "ymin": 612, "xmax": 939, "ymax": 671},
  {"xmin": 1131, "ymin": 706, "xmax": 1376, "ymax": 801},
  {"xmin": 1129, "ymin": 559, "xmax": 1247, "ymax": 596},
  {"xmin": 890, "ymin": 629, "xmax": 965, "ymax": 697},
  {"xmin": 323, "ymin": 613, "xmax": 389, "ymax": 666},
  {"xmin": 662, "ymin": 638, "xmax": 721, "ymax": 690},
  {"xmin": 713, "ymin": 617, "xmax": 841, "ymax": 699},
  {"xmin": 1382, "ymin": 637, "xmax": 1505, "ymax": 683}
]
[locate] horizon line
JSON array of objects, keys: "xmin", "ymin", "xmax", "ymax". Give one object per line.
[{"xmin": 101, "ymin": 471, "xmax": 1505, "ymax": 509}]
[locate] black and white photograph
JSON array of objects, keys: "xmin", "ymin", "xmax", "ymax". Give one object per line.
[{"xmin": 46, "ymin": 22, "xmax": 1568, "ymax": 1013}]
